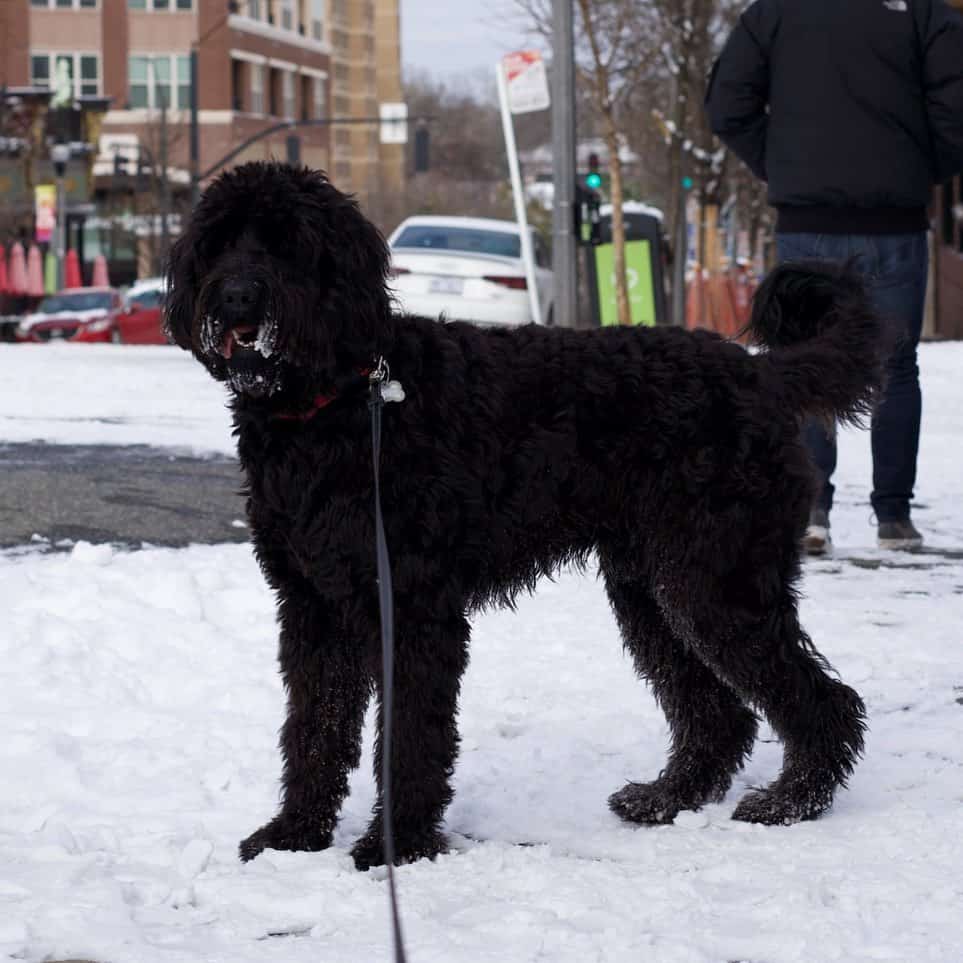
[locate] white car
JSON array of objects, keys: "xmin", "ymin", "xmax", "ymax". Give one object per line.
[{"xmin": 387, "ymin": 216, "xmax": 554, "ymax": 327}]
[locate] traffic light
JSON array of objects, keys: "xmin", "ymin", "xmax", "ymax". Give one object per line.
[
  {"xmin": 585, "ymin": 152, "xmax": 602, "ymax": 192},
  {"xmin": 414, "ymin": 126, "xmax": 430, "ymax": 173},
  {"xmin": 574, "ymin": 184, "xmax": 602, "ymax": 246}
]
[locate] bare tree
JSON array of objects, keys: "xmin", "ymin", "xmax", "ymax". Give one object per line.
[{"xmin": 516, "ymin": 0, "xmax": 667, "ymax": 324}]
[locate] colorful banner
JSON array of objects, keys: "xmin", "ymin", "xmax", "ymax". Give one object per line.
[{"xmin": 35, "ymin": 185, "xmax": 57, "ymax": 245}]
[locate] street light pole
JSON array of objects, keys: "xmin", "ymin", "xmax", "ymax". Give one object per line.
[
  {"xmin": 51, "ymin": 143, "xmax": 70, "ymax": 291},
  {"xmin": 189, "ymin": 49, "xmax": 200, "ymax": 208},
  {"xmin": 156, "ymin": 62, "xmax": 171, "ymax": 272},
  {"xmin": 551, "ymin": 0, "xmax": 578, "ymax": 328}
]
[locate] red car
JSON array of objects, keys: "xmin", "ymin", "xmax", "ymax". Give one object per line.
[
  {"xmin": 15, "ymin": 288, "xmax": 122, "ymax": 343},
  {"xmin": 114, "ymin": 277, "xmax": 170, "ymax": 344}
]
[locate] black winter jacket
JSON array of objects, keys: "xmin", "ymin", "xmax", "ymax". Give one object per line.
[{"xmin": 706, "ymin": 0, "xmax": 963, "ymax": 234}]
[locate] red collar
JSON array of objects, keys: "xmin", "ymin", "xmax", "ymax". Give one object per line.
[
  {"xmin": 272, "ymin": 392, "xmax": 338, "ymax": 422},
  {"xmin": 271, "ymin": 367, "xmax": 372, "ymax": 423}
]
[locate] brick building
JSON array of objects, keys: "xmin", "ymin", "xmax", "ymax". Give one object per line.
[{"xmin": 1, "ymin": 0, "xmax": 404, "ymax": 255}]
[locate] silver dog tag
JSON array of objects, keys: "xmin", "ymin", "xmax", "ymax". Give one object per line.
[{"xmin": 382, "ymin": 380, "xmax": 406, "ymax": 403}]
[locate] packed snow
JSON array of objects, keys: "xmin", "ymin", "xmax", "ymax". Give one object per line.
[{"xmin": 1, "ymin": 342, "xmax": 962, "ymax": 962}]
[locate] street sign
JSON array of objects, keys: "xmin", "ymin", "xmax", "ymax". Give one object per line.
[
  {"xmin": 379, "ymin": 102, "xmax": 409, "ymax": 145},
  {"xmin": 501, "ymin": 51, "xmax": 550, "ymax": 115}
]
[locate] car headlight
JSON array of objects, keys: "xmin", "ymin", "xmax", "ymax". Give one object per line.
[
  {"xmin": 16, "ymin": 320, "xmax": 32, "ymax": 336},
  {"xmin": 83, "ymin": 318, "xmax": 113, "ymax": 333}
]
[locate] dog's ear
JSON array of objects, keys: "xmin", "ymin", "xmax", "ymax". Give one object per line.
[
  {"xmin": 319, "ymin": 190, "xmax": 394, "ymax": 364},
  {"xmin": 163, "ymin": 232, "xmax": 196, "ymax": 351}
]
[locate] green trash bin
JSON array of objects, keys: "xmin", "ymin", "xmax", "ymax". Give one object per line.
[{"xmin": 586, "ymin": 203, "xmax": 668, "ymax": 327}]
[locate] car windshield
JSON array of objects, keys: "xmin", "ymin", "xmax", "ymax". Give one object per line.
[
  {"xmin": 127, "ymin": 289, "xmax": 164, "ymax": 309},
  {"xmin": 37, "ymin": 292, "xmax": 112, "ymax": 313},
  {"xmin": 393, "ymin": 226, "xmax": 521, "ymax": 259}
]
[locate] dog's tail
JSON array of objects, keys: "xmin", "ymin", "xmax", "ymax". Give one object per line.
[{"xmin": 748, "ymin": 260, "xmax": 884, "ymax": 425}]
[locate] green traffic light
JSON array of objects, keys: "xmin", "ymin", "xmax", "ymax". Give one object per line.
[{"xmin": 586, "ymin": 172, "xmax": 603, "ymax": 190}]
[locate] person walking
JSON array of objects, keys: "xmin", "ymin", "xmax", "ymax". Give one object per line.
[{"xmin": 706, "ymin": 0, "xmax": 963, "ymax": 554}]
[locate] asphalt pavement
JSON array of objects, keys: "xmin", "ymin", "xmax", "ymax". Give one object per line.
[{"xmin": 0, "ymin": 443, "xmax": 249, "ymax": 550}]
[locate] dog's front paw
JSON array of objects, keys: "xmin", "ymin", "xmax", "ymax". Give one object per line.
[
  {"xmin": 239, "ymin": 815, "xmax": 332, "ymax": 862},
  {"xmin": 350, "ymin": 824, "xmax": 448, "ymax": 870},
  {"xmin": 731, "ymin": 778, "xmax": 834, "ymax": 826},
  {"xmin": 608, "ymin": 780, "xmax": 701, "ymax": 825}
]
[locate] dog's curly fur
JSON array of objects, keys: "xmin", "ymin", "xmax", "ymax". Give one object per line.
[{"xmin": 166, "ymin": 162, "xmax": 878, "ymax": 869}]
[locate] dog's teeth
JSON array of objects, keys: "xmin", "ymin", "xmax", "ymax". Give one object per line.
[{"xmin": 255, "ymin": 322, "xmax": 276, "ymax": 358}]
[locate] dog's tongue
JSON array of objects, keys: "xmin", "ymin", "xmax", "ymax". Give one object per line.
[{"xmin": 221, "ymin": 326, "xmax": 258, "ymax": 360}]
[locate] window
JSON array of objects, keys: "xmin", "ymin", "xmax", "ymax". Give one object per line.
[
  {"xmin": 280, "ymin": 0, "xmax": 294, "ymax": 30},
  {"xmin": 246, "ymin": 0, "xmax": 262, "ymax": 19},
  {"xmin": 128, "ymin": 54, "xmax": 191, "ymax": 109},
  {"xmin": 250, "ymin": 63, "xmax": 264, "ymax": 114},
  {"xmin": 300, "ymin": 75, "xmax": 310, "ymax": 122},
  {"xmin": 282, "ymin": 71, "xmax": 295, "ymax": 119},
  {"xmin": 30, "ymin": 52, "xmax": 100, "ymax": 97},
  {"xmin": 393, "ymin": 226, "xmax": 523, "ymax": 260},
  {"xmin": 268, "ymin": 67, "xmax": 281, "ymax": 116},
  {"xmin": 79, "ymin": 55, "xmax": 98, "ymax": 95},
  {"xmin": 30, "ymin": 55, "xmax": 50, "ymax": 87},
  {"xmin": 232, "ymin": 59, "xmax": 246, "ymax": 112},
  {"xmin": 176, "ymin": 55, "xmax": 190, "ymax": 108},
  {"xmin": 127, "ymin": 0, "xmax": 192, "ymax": 9},
  {"xmin": 31, "ymin": 0, "xmax": 98, "ymax": 8},
  {"xmin": 313, "ymin": 76, "xmax": 325, "ymax": 120},
  {"xmin": 310, "ymin": 0, "xmax": 324, "ymax": 40}
]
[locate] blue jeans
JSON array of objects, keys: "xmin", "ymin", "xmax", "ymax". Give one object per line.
[{"xmin": 776, "ymin": 233, "xmax": 927, "ymax": 523}]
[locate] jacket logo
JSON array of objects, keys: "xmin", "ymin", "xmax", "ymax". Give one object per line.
[{"xmin": 883, "ymin": 0, "xmax": 908, "ymax": 10}]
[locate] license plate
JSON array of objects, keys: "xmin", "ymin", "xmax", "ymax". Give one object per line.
[{"xmin": 429, "ymin": 276, "xmax": 464, "ymax": 295}]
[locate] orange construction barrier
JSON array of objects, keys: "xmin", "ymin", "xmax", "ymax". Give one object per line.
[{"xmin": 685, "ymin": 265, "xmax": 756, "ymax": 341}]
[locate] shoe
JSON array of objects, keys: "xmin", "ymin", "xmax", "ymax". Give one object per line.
[
  {"xmin": 804, "ymin": 509, "xmax": 832, "ymax": 556},
  {"xmin": 878, "ymin": 519, "xmax": 923, "ymax": 551}
]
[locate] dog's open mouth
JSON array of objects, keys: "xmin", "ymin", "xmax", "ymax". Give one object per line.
[{"xmin": 221, "ymin": 324, "xmax": 270, "ymax": 360}]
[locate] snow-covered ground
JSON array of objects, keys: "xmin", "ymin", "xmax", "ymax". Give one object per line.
[
  {"xmin": 0, "ymin": 344, "xmax": 234, "ymax": 456},
  {"xmin": 1, "ymin": 343, "xmax": 962, "ymax": 962}
]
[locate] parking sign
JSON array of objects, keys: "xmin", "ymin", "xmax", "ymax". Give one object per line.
[{"xmin": 501, "ymin": 51, "xmax": 550, "ymax": 115}]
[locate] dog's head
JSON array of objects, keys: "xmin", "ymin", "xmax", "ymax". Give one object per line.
[{"xmin": 164, "ymin": 162, "xmax": 393, "ymax": 399}]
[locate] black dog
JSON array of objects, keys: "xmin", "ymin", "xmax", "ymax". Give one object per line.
[{"xmin": 166, "ymin": 162, "xmax": 878, "ymax": 869}]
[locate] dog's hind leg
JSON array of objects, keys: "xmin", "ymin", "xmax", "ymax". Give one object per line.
[
  {"xmin": 601, "ymin": 566, "xmax": 758, "ymax": 825},
  {"xmin": 239, "ymin": 599, "xmax": 370, "ymax": 862},
  {"xmin": 351, "ymin": 610, "xmax": 470, "ymax": 870},
  {"xmin": 660, "ymin": 570, "xmax": 866, "ymax": 826}
]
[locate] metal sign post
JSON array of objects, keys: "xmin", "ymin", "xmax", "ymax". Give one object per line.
[
  {"xmin": 551, "ymin": 0, "xmax": 578, "ymax": 329},
  {"xmin": 496, "ymin": 52, "xmax": 549, "ymax": 326}
]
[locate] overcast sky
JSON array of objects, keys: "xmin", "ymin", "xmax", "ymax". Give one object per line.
[{"xmin": 400, "ymin": 1, "xmax": 539, "ymax": 84}]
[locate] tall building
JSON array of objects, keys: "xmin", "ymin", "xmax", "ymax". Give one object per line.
[{"xmin": 327, "ymin": 0, "xmax": 404, "ymax": 224}]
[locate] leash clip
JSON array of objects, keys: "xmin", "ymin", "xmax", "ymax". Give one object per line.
[{"xmin": 369, "ymin": 356, "xmax": 406, "ymax": 404}]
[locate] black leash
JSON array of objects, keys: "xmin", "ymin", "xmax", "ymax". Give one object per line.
[{"xmin": 369, "ymin": 360, "xmax": 409, "ymax": 963}]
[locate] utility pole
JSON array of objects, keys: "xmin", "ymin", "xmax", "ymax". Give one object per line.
[
  {"xmin": 551, "ymin": 0, "xmax": 578, "ymax": 328},
  {"xmin": 51, "ymin": 143, "xmax": 70, "ymax": 291},
  {"xmin": 159, "ymin": 72, "xmax": 171, "ymax": 273},
  {"xmin": 189, "ymin": 49, "xmax": 200, "ymax": 208},
  {"xmin": 673, "ymin": 179, "xmax": 688, "ymax": 327}
]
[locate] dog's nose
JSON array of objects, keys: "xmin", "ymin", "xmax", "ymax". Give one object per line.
[{"xmin": 219, "ymin": 278, "xmax": 263, "ymax": 323}]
